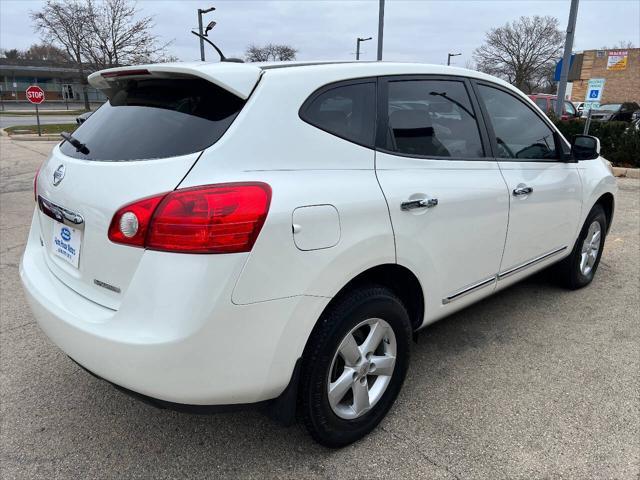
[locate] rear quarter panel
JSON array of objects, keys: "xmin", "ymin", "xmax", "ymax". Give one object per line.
[{"xmin": 178, "ymin": 69, "xmax": 396, "ymax": 304}]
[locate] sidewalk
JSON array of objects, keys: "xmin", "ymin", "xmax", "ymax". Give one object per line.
[{"xmin": 612, "ymin": 166, "xmax": 640, "ymax": 179}]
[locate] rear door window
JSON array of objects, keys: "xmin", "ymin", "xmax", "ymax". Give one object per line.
[
  {"xmin": 300, "ymin": 82, "xmax": 376, "ymax": 147},
  {"xmin": 61, "ymin": 77, "xmax": 245, "ymax": 161},
  {"xmin": 385, "ymin": 79, "xmax": 485, "ymax": 158}
]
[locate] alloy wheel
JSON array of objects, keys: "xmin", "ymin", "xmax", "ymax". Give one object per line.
[
  {"xmin": 327, "ymin": 318, "xmax": 397, "ymax": 420},
  {"xmin": 580, "ymin": 220, "xmax": 602, "ymax": 276}
]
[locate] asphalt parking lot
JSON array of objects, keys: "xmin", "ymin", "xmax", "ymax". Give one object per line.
[{"xmin": 1, "ymin": 135, "xmax": 638, "ymax": 479}]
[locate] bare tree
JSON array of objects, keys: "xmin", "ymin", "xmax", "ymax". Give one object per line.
[
  {"xmin": 0, "ymin": 49, "xmax": 22, "ymax": 60},
  {"xmin": 245, "ymin": 45, "xmax": 270, "ymax": 62},
  {"xmin": 272, "ymin": 44, "xmax": 297, "ymax": 61},
  {"xmin": 23, "ymin": 43, "xmax": 69, "ymax": 62},
  {"xmin": 31, "ymin": 0, "xmax": 92, "ymax": 109},
  {"xmin": 31, "ymin": 0, "xmax": 173, "ymax": 108},
  {"xmin": 0, "ymin": 44, "xmax": 68, "ymax": 62},
  {"xmin": 473, "ymin": 16, "xmax": 564, "ymax": 93},
  {"xmin": 85, "ymin": 0, "xmax": 170, "ymax": 68},
  {"xmin": 464, "ymin": 59, "xmax": 477, "ymax": 70},
  {"xmin": 245, "ymin": 43, "xmax": 297, "ymax": 62}
]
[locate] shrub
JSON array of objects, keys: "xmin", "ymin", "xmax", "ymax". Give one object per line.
[{"xmin": 553, "ymin": 118, "xmax": 640, "ymax": 168}]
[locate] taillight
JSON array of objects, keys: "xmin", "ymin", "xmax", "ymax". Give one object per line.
[
  {"xmin": 108, "ymin": 194, "xmax": 166, "ymax": 247},
  {"xmin": 108, "ymin": 183, "xmax": 271, "ymax": 254}
]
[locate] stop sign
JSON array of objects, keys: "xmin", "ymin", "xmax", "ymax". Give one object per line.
[{"xmin": 26, "ymin": 85, "xmax": 45, "ymax": 104}]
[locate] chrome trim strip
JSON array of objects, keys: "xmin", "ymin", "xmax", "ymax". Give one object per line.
[
  {"xmin": 442, "ymin": 275, "xmax": 497, "ymax": 305},
  {"xmin": 498, "ymin": 246, "xmax": 567, "ymax": 280},
  {"xmin": 38, "ymin": 195, "xmax": 85, "ymax": 230}
]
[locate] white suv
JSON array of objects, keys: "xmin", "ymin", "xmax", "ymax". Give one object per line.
[{"xmin": 21, "ymin": 61, "xmax": 617, "ymax": 447}]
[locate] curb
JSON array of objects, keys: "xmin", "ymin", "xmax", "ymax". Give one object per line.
[
  {"xmin": 0, "ymin": 128, "xmax": 59, "ymax": 141},
  {"xmin": 10, "ymin": 135, "xmax": 60, "ymax": 141},
  {"xmin": 612, "ymin": 167, "xmax": 640, "ymax": 179}
]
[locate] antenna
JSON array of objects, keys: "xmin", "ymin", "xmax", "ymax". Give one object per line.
[{"xmin": 191, "ymin": 30, "xmax": 227, "ymax": 61}]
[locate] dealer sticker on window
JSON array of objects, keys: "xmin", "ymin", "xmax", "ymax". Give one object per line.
[{"xmin": 51, "ymin": 221, "xmax": 82, "ymax": 268}]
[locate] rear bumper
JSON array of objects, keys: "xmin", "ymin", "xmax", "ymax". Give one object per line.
[
  {"xmin": 20, "ymin": 216, "xmax": 329, "ymax": 405},
  {"xmin": 71, "ymin": 355, "xmax": 303, "ymax": 424}
]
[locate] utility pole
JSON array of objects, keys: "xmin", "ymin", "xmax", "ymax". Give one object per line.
[
  {"xmin": 447, "ymin": 52, "xmax": 461, "ymax": 66},
  {"xmin": 556, "ymin": 0, "xmax": 579, "ymax": 115},
  {"xmin": 198, "ymin": 7, "xmax": 216, "ymax": 61},
  {"xmin": 377, "ymin": 0, "xmax": 385, "ymax": 60},
  {"xmin": 356, "ymin": 37, "xmax": 372, "ymax": 60}
]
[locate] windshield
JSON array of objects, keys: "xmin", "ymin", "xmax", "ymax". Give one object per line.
[
  {"xmin": 597, "ymin": 104, "xmax": 621, "ymax": 111},
  {"xmin": 60, "ymin": 77, "xmax": 245, "ymax": 161}
]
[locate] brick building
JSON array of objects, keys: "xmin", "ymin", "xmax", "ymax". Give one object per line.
[{"xmin": 570, "ymin": 48, "xmax": 639, "ymax": 105}]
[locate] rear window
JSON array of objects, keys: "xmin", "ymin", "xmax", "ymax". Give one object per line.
[{"xmin": 61, "ymin": 77, "xmax": 244, "ymax": 161}]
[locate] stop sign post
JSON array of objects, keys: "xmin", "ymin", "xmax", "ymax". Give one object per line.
[{"xmin": 26, "ymin": 85, "xmax": 45, "ymax": 137}]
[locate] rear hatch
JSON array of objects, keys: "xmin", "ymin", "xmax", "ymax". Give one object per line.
[{"xmin": 35, "ymin": 63, "xmax": 261, "ymax": 309}]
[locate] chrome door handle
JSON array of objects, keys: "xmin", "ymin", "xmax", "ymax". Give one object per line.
[
  {"xmin": 513, "ymin": 185, "xmax": 533, "ymax": 196},
  {"xmin": 401, "ymin": 198, "xmax": 438, "ymax": 211}
]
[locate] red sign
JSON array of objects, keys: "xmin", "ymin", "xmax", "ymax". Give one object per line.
[{"xmin": 26, "ymin": 85, "xmax": 45, "ymax": 104}]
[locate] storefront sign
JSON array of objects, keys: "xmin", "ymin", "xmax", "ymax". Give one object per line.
[{"xmin": 607, "ymin": 50, "xmax": 628, "ymax": 71}]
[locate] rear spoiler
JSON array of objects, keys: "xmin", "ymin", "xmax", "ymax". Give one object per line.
[{"xmin": 88, "ymin": 62, "xmax": 263, "ymax": 100}]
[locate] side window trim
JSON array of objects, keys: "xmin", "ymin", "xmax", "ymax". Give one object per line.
[
  {"xmin": 299, "ymin": 77, "xmax": 378, "ymax": 149},
  {"xmin": 375, "ymin": 74, "xmax": 493, "ymax": 161},
  {"xmin": 471, "ymin": 80, "xmax": 564, "ymax": 162}
]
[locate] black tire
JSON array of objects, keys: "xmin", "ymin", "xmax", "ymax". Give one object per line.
[
  {"xmin": 300, "ymin": 286, "xmax": 412, "ymax": 448},
  {"xmin": 556, "ymin": 204, "xmax": 607, "ymax": 289}
]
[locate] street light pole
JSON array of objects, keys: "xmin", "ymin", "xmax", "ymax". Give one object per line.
[
  {"xmin": 197, "ymin": 7, "xmax": 216, "ymax": 61},
  {"xmin": 377, "ymin": 0, "xmax": 385, "ymax": 61},
  {"xmin": 556, "ymin": 0, "xmax": 580, "ymax": 115},
  {"xmin": 356, "ymin": 36, "xmax": 372, "ymax": 60},
  {"xmin": 447, "ymin": 52, "xmax": 461, "ymax": 66}
]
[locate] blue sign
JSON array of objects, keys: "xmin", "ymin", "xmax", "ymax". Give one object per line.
[
  {"xmin": 585, "ymin": 78, "xmax": 605, "ymax": 104},
  {"xmin": 61, "ymin": 227, "xmax": 71, "ymax": 241},
  {"xmin": 554, "ymin": 54, "xmax": 576, "ymax": 81}
]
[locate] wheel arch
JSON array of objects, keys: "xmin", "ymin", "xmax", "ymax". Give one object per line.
[
  {"xmin": 594, "ymin": 192, "xmax": 615, "ymax": 234},
  {"xmin": 318, "ymin": 263, "xmax": 425, "ymax": 332}
]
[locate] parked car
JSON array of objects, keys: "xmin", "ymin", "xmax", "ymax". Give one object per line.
[
  {"xmin": 75, "ymin": 111, "xmax": 93, "ymax": 125},
  {"xmin": 528, "ymin": 93, "xmax": 580, "ymax": 120},
  {"xmin": 590, "ymin": 102, "xmax": 640, "ymax": 122},
  {"xmin": 573, "ymin": 101, "xmax": 586, "ymax": 116},
  {"xmin": 21, "ymin": 61, "xmax": 617, "ymax": 447}
]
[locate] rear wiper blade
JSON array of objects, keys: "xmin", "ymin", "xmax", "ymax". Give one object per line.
[{"xmin": 60, "ymin": 132, "xmax": 90, "ymax": 155}]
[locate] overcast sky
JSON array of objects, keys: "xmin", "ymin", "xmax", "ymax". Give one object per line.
[{"xmin": 1, "ymin": 0, "xmax": 638, "ymax": 65}]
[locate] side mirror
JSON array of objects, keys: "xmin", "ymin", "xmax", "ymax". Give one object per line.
[{"xmin": 571, "ymin": 134, "xmax": 600, "ymax": 160}]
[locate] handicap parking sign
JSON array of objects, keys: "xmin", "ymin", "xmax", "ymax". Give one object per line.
[{"xmin": 585, "ymin": 78, "xmax": 605, "ymax": 103}]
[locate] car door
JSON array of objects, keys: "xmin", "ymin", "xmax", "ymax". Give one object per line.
[
  {"xmin": 473, "ymin": 82, "xmax": 582, "ymax": 285},
  {"xmin": 375, "ymin": 76, "xmax": 509, "ymax": 324}
]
